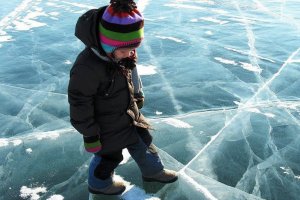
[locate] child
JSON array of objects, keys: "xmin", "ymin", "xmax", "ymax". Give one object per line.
[{"xmin": 68, "ymin": 0, "xmax": 178, "ymax": 195}]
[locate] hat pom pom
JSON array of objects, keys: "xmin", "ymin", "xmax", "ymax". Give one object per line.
[{"xmin": 110, "ymin": 0, "xmax": 137, "ymax": 12}]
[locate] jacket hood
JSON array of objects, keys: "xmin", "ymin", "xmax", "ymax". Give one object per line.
[{"xmin": 75, "ymin": 6, "xmax": 107, "ymax": 57}]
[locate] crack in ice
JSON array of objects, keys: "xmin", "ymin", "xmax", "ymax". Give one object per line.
[{"xmin": 177, "ymin": 0, "xmax": 300, "ymax": 193}]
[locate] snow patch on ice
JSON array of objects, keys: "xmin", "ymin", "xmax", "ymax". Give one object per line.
[
  {"xmin": 218, "ymin": 57, "xmax": 262, "ymax": 73},
  {"xmin": 59, "ymin": 1, "xmax": 96, "ymax": 9},
  {"xmin": 212, "ymin": 9, "xmax": 229, "ymax": 15},
  {"xmin": 233, "ymin": 101, "xmax": 240, "ymax": 105},
  {"xmin": 0, "ymin": 139, "xmax": 9, "ymax": 147},
  {"xmin": 48, "ymin": 12, "xmax": 60, "ymax": 16},
  {"xmin": 13, "ymin": 9, "xmax": 48, "ymax": 31},
  {"xmin": 214, "ymin": 57, "xmax": 238, "ymax": 65},
  {"xmin": 35, "ymin": 131, "xmax": 60, "ymax": 140},
  {"xmin": 291, "ymin": 59, "xmax": 300, "ymax": 63},
  {"xmin": 162, "ymin": 118, "xmax": 193, "ymax": 128},
  {"xmin": 0, "ymin": 0, "xmax": 63, "ymax": 42},
  {"xmin": 225, "ymin": 47, "xmax": 275, "ymax": 63},
  {"xmin": 164, "ymin": 4, "xmax": 205, "ymax": 11},
  {"xmin": 239, "ymin": 62, "xmax": 262, "ymax": 73},
  {"xmin": 156, "ymin": 111, "xmax": 163, "ymax": 115},
  {"xmin": 199, "ymin": 0, "xmax": 215, "ymax": 5},
  {"xmin": 200, "ymin": 17, "xmax": 229, "ymax": 25},
  {"xmin": 0, "ymin": 35, "xmax": 13, "ymax": 42},
  {"xmin": 0, "ymin": 0, "xmax": 33, "ymax": 29},
  {"xmin": 46, "ymin": 2, "xmax": 64, "ymax": 8},
  {"xmin": 12, "ymin": 139, "xmax": 23, "ymax": 146},
  {"xmin": 155, "ymin": 36, "xmax": 186, "ymax": 44},
  {"xmin": 20, "ymin": 186, "xmax": 47, "ymax": 200},
  {"xmin": 264, "ymin": 112, "xmax": 276, "ymax": 118},
  {"xmin": 64, "ymin": 60, "xmax": 72, "ymax": 65},
  {"xmin": 205, "ymin": 31, "xmax": 213, "ymax": 35},
  {"xmin": 46, "ymin": 195, "xmax": 64, "ymax": 200},
  {"xmin": 137, "ymin": 64, "xmax": 157, "ymax": 75},
  {"xmin": 277, "ymin": 102, "xmax": 299, "ymax": 110},
  {"xmin": 26, "ymin": 148, "xmax": 33, "ymax": 154}
]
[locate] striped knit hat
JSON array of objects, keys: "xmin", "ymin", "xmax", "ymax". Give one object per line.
[{"xmin": 99, "ymin": 1, "xmax": 144, "ymax": 55}]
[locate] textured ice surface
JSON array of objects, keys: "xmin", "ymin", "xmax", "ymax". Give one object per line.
[{"xmin": 1, "ymin": 0, "xmax": 300, "ymax": 199}]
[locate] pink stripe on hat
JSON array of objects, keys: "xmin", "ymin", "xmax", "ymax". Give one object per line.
[
  {"xmin": 86, "ymin": 146, "xmax": 102, "ymax": 153},
  {"xmin": 100, "ymin": 34, "xmax": 142, "ymax": 47}
]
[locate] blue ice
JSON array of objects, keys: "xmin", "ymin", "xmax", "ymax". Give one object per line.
[{"xmin": 1, "ymin": 0, "xmax": 300, "ymax": 200}]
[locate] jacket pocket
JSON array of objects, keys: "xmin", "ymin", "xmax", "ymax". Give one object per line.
[{"xmin": 97, "ymin": 78, "xmax": 115, "ymax": 98}]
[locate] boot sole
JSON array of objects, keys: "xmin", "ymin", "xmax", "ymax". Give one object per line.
[
  {"xmin": 142, "ymin": 176, "xmax": 178, "ymax": 183},
  {"xmin": 88, "ymin": 186, "xmax": 126, "ymax": 195}
]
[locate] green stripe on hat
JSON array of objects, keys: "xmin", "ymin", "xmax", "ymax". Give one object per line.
[
  {"xmin": 84, "ymin": 141, "xmax": 101, "ymax": 148},
  {"xmin": 100, "ymin": 24, "xmax": 144, "ymax": 42}
]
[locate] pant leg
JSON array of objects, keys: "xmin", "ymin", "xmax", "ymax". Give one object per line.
[
  {"xmin": 88, "ymin": 151, "xmax": 123, "ymax": 189},
  {"xmin": 136, "ymin": 126, "xmax": 153, "ymax": 147},
  {"xmin": 136, "ymin": 127, "xmax": 160, "ymax": 156},
  {"xmin": 127, "ymin": 137, "xmax": 164, "ymax": 177},
  {"xmin": 94, "ymin": 151, "xmax": 123, "ymax": 179}
]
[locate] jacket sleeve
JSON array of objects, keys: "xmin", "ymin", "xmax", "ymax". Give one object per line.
[
  {"xmin": 132, "ymin": 66, "xmax": 143, "ymax": 95},
  {"xmin": 68, "ymin": 64, "xmax": 100, "ymax": 137}
]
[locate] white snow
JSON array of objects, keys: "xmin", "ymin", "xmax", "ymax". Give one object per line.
[
  {"xmin": 59, "ymin": 1, "xmax": 96, "ymax": 9},
  {"xmin": 214, "ymin": 57, "xmax": 238, "ymax": 65},
  {"xmin": 48, "ymin": 12, "xmax": 60, "ymax": 16},
  {"xmin": 35, "ymin": 131, "xmax": 60, "ymax": 140},
  {"xmin": 164, "ymin": 3, "xmax": 205, "ymax": 10},
  {"xmin": 200, "ymin": 17, "xmax": 229, "ymax": 25},
  {"xmin": 26, "ymin": 148, "xmax": 33, "ymax": 154},
  {"xmin": 155, "ymin": 36, "xmax": 186, "ymax": 44},
  {"xmin": 156, "ymin": 111, "xmax": 163, "ymax": 115},
  {"xmin": 0, "ymin": 139, "xmax": 9, "ymax": 147},
  {"xmin": 46, "ymin": 195, "xmax": 64, "ymax": 200},
  {"xmin": 20, "ymin": 186, "xmax": 47, "ymax": 200},
  {"xmin": 137, "ymin": 64, "xmax": 157, "ymax": 75},
  {"xmin": 13, "ymin": 9, "xmax": 47, "ymax": 31},
  {"xmin": 205, "ymin": 31, "xmax": 213, "ymax": 35},
  {"xmin": 162, "ymin": 118, "xmax": 193, "ymax": 128},
  {"xmin": 64, "ymin": 60, "xmax": 72, "ymax": 65},
  {"xmin": 12, "ymin": 140, "xmax": 23, "ymax": 146},
  {"xmin": 239, "ymin": 62, "xmax": 262, "ymax": 73},
  {"xmin": 0, "ymin": 35, "xmax": 13, "ymax": 42}
]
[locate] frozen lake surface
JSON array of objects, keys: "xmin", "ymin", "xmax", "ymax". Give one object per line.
[{"xmin": 0, "ymin": 0, "xmax": 300, "ymax": 199}]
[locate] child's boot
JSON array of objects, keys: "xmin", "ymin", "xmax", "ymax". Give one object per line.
[
  {"xmin": 142, "ymin": 169, "xmax": 178, "ymax": 183},
  {"xmin": 88, "ymin": 155, "xmax": 126, "ymax": 195},
  {"xmin": 88, "ymin": 181, "xmax": 126, "ymax": 195}
]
